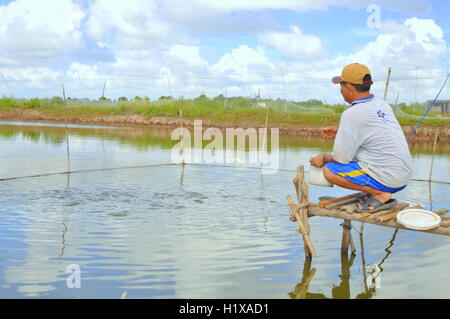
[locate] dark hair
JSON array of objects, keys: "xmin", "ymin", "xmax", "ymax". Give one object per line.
[{"xmin": 351, "ymin": 74, "xmax": 372, "ymax": 92}]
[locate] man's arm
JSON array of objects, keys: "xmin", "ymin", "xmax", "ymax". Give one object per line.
[
  {"xmin": 309, "ymin": 153, "xmax": 336, "ymax": 168},
  {"xmin": 320, "ymin": 126, "xmax": 338, "ymax": 139}
]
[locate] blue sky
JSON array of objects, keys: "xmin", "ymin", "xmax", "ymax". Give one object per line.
[{"xmin": 0, "ymin": 0, "xmax": 449, "ymax": 103}]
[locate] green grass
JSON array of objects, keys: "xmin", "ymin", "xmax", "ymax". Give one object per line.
[{"xmin": 0, "ymin": 97, "xmax": 448, "ymax": 128}]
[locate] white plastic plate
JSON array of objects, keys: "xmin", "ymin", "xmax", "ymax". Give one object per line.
[{"xmin": 396, "ymin": 209, "xmax": 441, "ymax": 230}]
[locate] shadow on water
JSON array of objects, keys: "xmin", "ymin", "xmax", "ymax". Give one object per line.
[{"xmin": 288, "ymin": 228, "xmax": 400, "ymax": 299}]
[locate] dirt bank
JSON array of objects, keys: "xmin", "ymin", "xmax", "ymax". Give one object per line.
[{"xmin": 0, "ymin": 108, "xmax": 449, "ymax": 142}]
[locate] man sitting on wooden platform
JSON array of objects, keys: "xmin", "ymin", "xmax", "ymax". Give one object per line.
[{"xmin": 309, "ymin": 63, "xmax": 412, "ymax": 213}]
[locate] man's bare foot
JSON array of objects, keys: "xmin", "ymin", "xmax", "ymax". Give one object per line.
[{"xmin": 371, "ymin": 191, "xmax": 392, "ymax": 204}]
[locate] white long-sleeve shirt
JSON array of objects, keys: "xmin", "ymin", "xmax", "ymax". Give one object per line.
[{"xmin": 332, "ymin": 94, "xmax": 413, "ymax": 188}]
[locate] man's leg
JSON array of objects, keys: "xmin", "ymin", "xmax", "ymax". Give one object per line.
[{"xmin": 323, "ymin": 166, "xmax": 392, "ymax": 204}]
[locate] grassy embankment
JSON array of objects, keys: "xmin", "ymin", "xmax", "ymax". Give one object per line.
[{"xmin": 0, "ymin": 96, "xmax": 448, "ymax": 129}]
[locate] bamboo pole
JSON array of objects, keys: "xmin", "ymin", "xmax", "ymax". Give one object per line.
[
  {"xmin": 429, "ymin": 132, "xmax": 439, "ymax": 182},
  {"xmin": 62, "ymin": 84, "xmax": 71, "ymax": 173},
  {"xmin": 383, "ymin": 67, "xmax": 392, "ymax": 101}
]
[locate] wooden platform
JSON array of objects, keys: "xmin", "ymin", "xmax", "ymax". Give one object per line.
[{"xmin": 287, "ymin": 165, "xmax": 450, "ymax": 258}]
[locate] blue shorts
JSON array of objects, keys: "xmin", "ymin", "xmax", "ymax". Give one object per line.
[{"xmin": 325, "ymin": 161, "xmax": 406, "ymax": 193}]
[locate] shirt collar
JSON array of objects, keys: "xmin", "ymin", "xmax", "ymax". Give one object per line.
[{"xmin": 351, "ymin": 94, "xmax": 374, "ymax": 106}]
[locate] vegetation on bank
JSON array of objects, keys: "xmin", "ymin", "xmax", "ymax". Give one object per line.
[{"xmin": 0, "ymin": 96, "xmax": 448, "ymax": 128}]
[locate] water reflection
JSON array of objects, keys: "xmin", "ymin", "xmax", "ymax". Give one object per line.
[
  {"xmin": 289, "ymin": 228, "xmax": 402, "ymax": 299},
  {"xmin": 0, "ymin": 121, "xmax": 449, "ymax": 298},
  {"xmin": 1, "ymin": 121, "xmax": 449, "ymax": 155}
]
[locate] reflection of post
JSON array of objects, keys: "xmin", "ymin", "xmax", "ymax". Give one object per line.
[
  {"xmin": 178, "ymin": 109, "xmax": 185, "ymax": 186},
  {"xmin": 289, "ymin": 251, "xmax": 375, "ymax": 299},
  {"xmin": 288, "ymin": 258, "xmax": 317, "ymax": 299},
  {"xmin": 331, "ymin": 253, "xmax": 355, "ymax": 299}
]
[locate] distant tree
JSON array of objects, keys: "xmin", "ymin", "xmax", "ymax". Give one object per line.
[
  {"xmin": 159, "ymin": 96, "xmax": 173, "ymax": 101},
  {"xmin": 24, "ymin": 98, "xmax": 41, "ymax": 108},
  {"xmin": 134, "ymin": 96, "xmax": 142, "ymax": 101},
  {"xmin": 118, "ymin": 96, "xmax": 128, "ymax": 101},
  {"xmin": 143, "ymin": 96, "xmax": 150, "ymax": 101},
  {"xmin": 50, "ymin": 96, "xmax": 64, "ymax": 106},
  {"xmin": 213, "ymin": 94, "xmax": 225, "ymax": 101},
  {"xmin": 99, "ymin": 96, "xmax": 107, "ymax": 101},
  {"xmin": 298, "ymin": 99, "xmax": 323, "ymax": 106}
]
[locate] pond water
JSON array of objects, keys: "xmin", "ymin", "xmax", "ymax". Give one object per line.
[{"xmin": 0, "ymin": 121, "xmax": 449, "ymax": 299}]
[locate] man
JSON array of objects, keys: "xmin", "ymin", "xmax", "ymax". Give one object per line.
[{"xmin": 309, "ymin": 63, "xmax": 412, "ymax": 213}]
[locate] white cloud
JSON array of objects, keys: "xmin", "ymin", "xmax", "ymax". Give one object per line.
[
  {"xmin": 211, "ymin": 45, "xmax": 274, "ymax": 78},
  {"xmin": 259, "ymin": 26, "xmax": 325, "ymax": 59},
  {"xmin": 277, "ymin": 17, "xmax": 449, "ymax": 103},
  {"xmin": 167, "ymin": 45, "xmax": 208, "ymax": 70},
  {"xmin": 170, "ymin": 0, "xmax": 431, "ymax": 15},
  {"xmin": 85, "ymin": 0, "xmax": 172, "ymax": 50},
  {"xmin": 0, "ymin": 0, "xmax": 445, "ymax": 104},
  {"xmin": 0, "ymin": 0, "xmax": 85, "ymax": 65}
]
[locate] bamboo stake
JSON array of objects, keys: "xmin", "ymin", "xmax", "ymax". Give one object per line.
[
  {"xmin": 383, "ymin": 67, "xmax": 392, "ymax": 101},
  {"xmin": 429, "ymin": 132, "xmax": 439, "ymax": 182},
  {"xmin": 62, "ymin": 84, "xmax": 71, "ymax": 173}
]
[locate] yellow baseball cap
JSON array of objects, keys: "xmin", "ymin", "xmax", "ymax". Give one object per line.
[{"xmin": 332, "ymin": 63, "xmax": 373, "ymax": 85}]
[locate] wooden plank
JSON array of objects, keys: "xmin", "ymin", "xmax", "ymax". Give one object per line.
[
  {"xmin": 319, "ymin": 192, "xmax": 361, "ymax": 208},
  {"xmin": 376, "ymin": 204, "xmax": 421, "ymax": 222},
  {"xmin": 356, "ymin": 203, "xmax": 409, "ymax": 220},
  {"xmin": 326, "ymin": 197, "xmax": 359, "ymax": 209},
  {"xmin": 433, "ymin": 209, "xmax": 449, "ymax": 216},
  {"xmin": 308, "ymin": 206, "xmax": 450, "ymax": 236},
  {"xmin": 440, "ymin": 220, "xmax": 450, "ymax": 228}
]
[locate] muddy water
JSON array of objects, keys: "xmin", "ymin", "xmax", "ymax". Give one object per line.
[{"xmin": 0, "ymin": 121, "xmax": 449, "ymax": 299}]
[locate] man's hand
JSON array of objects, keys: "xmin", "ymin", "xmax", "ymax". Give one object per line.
[
  {"xmin": 309, "ymin": 154, "xmax": 326, "ymax": 168},
  {"xmin": 320, "ymin": 126, "xmax": 338, "ymax": 139}
]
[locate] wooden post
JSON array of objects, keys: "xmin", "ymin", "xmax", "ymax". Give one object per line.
[
  {"xmin": 288, "ymin": 165, "xmax": 317, "ymax": 258},
  {"xmin": 341, "ymin": 219, "xmax": 355, "ymax": 254}
]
